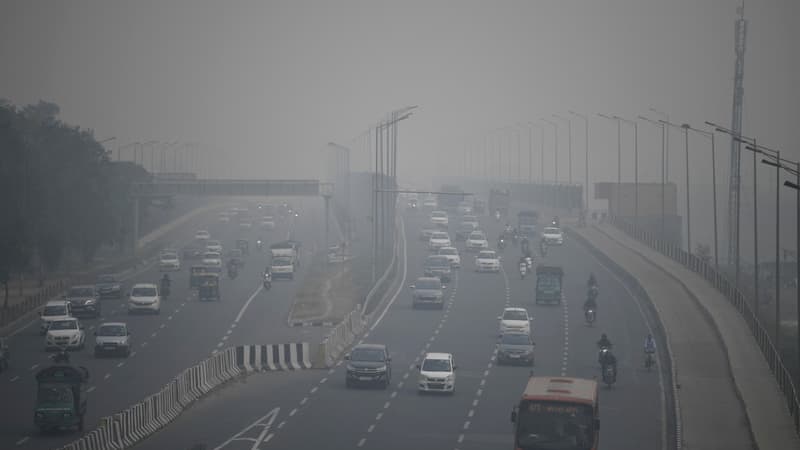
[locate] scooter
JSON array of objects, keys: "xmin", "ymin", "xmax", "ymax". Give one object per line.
[
  {"xmin": 51, "ymin": 346, "xmax": 70, "ymax": 364},
  {"xmin": 585, "ymin": 308, "xmax": 596, "ymax": 326},
  {"xmin": 498, "ymin": 238, "xmax": 506, "ymax": 251},
  {"xmin": 263, "ymin": 273, "xmax": 272, "ymax": 290},
  {"xmin": 519, "ymin": 262, "xmax": 527, "ymax": 279},
  {"xmin": 256, "ymin": 239, "xmax": 264, "ymax": 252}
]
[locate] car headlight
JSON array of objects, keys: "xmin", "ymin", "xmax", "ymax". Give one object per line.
[
  {"xmin": 85, "ymin": 299, "xmax": 96, "ymax": 305},
  {"xmin": 346, "ymin": 364, "xmax": 356, "ymax": 371}
]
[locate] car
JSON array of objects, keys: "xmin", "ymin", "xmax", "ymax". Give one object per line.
[
  {"xmin": 94, "ymin": 322, "xmax": 131, "ymax": 357},
  {"xmin": 218, "ymin": 213, "xmax": 231, "ymax": 223},
  {"xmin": 424, "ymin": 255, "xmax": 453, "ymax": 283},
  {"xmin": 438, "ymin": 247, "xmax": 461, "ymax": 268},
  {"xmin": 422, "ymin": 198, "xmax": 437, "ymax": 210},
  {"xmin": 64, "ymin": 285, "xmax": 101, "ymax": 318},
  {"xmin": 203, "ymin": 251, "xmax": 223, "ymax": 269},
  {"xmin": 417, "ymin": 352, "xmax": 456, "ymax": 394},
  {"xmin": 205, "ymin": 240, "xmax": 223, "ymax": 253},
  {"xmin": 455, "ymin": 222, "xmax": 478, "ymax": 241},
  {"xmin": 45, "ymin": 318, "xmax": 85, "ymax": 351},
  {"xmin": 95, "ymin": 274, "xmax": 122, "ymax": 299},
  {"xmin": 428, "ymin": 231, "xmax": 452, "ymax": 251},
  {"xmin": 430, "ymin": 210, "xmax": 449, "ymax": 227},
  {"xmin": 239, "ymin": 220, "xmax": 253, "ymax": 229},
  {"xmin": 0, "ymin": 337, "xmax": 10, "ymax": 371},
  {"xmin": 407, "ymin": 198, "xmax": 419, "ymax": 210},
  {"xmin": 345, "ymin": 344, "xmax": 392, "ymax": 389},
  {"xmin": 410, "ymin": 277, "xmax": 446, "ymax": 309},
  {"xmin": 419, "ymin": 228, "xmax": 438, "ymax": 242},
  {"xmin": 194, "ymin": 230, "xmax": 211, "ymax": 240},
  {"xmin": 475, "ymin": 250, "xmax": 501, "ymax": 272},
  {"xmin": 457, "ymin": 202, "xmax": 473, "ymax": 215},
  {"xmin": 40, "ymin": 300, "xmax": 72, "ymax": 335},
  {"xmin": 228, "ymin": 248, "xmax": 245, "ymax": 267},
  {"xmin": 499, "ymin": 307, "xmax": 532, "ymax": 335},
  {"xmin": 542, "ymin": 226, "xmax": 564, "ymax": 245},
  {"xmin": 159, "ymin": 251, "xmax": 181, "ymax": 271},
  {"xmin": 466, "ymin": 231, "xmax": 489, "ymax": 251},
  {"xmin": 127, "ymin": 283, "xmax": 161, "ymax": 314},
  {"xmin": 261, "ymin": 216, "xmax": 276, "ymax": 230},
  {"xmin": 183, "ymin": 244, "xmax": 205, "ymax": 260},
  {"xmin": 462, "ymin": 215, "xmax": 479, "ymax": 228},
  {"xmin": 496, "ymin": 332, "xmax": 535, "ymax": 366}
]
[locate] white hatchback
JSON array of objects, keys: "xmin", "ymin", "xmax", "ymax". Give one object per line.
[
  {"xmin": 159, "ymin": 252, "xmax": 181, "ymax": 271},
  {"xmin": 417, "ymin": 352, "xmax": 456, "ymax": 394},
  {"xmin": 475, "ymin": 250, "xmax": 501, "ymax": 273},
  {"xmin": 498, "ymin": 307, "xmax": 532, "ymax": 335},
  {"xmin": 128, "ymin": 283, "xmax": 161, "ymax": 314},
  {"xmin": 45, "ymin": 318, "xmax": 85, "ymax": 350},
  {"xmin": 205, "ymin": 240, "xmax": 223, "ymax": 253},
  {"xmin": 466, "ymin": 231, "xmax": 489, "ymax": 251}
]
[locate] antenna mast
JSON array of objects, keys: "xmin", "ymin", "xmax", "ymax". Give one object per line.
[{"xmin": 728, "ymin": 1, "xmax": 747, "ymax": 273}]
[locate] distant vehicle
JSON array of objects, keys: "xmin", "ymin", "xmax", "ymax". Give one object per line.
[
  {"xmin": 455, "ymin": 222, "xmax": 478, "ymax": 241},
  {"xmin": 457, "ymin": 201, "xmax": 473, "ymax": 215},
  {"xmin": 466, "ymin": 231, "xmax": 489, "ymax": 251},
  {"xmin": 428, "ymin": 231, "xmax": 452, "ymax": 251},
  {"xmin": 475, "ymin": 250, "xmax": 501, "ymax": 273},
  {"xmin": 424, "ymin": 255, "xmax": 453, "ymax": 283},
  {"xmin": 510, "ymin": 377, "xmax": 600, "ymax": 449},
  {"xmin": 202, "ymin": 251, "xmax": 223, "ymax": 272},
  {"xmin": 182, "ymin": 244, "xmax": 204, "ymax": 260},
  {"xmin": 34, "ymin": 365, "xmax": 89, "ymax": 433},
  {"xmin": 194, "ymin": 230, "xmax": 211, "ymax": 240},
  {"xmin": 438, "ymin": 246, "xmax": 461, "ymax": 268},
  {"xmin": 518, "ymin": 210, "xmax": 540, "ymax": 237},
  {"xmin": 95, "ymin": 274, "xmax": 122, "ymax": 299},
  {"xmin": 127, "ymin": 283, "xmax": 161, "ymax": 314},
  {"xmin": 159, "ymin": 252, "xmax": 181, "ymax": 271},
  {"xmin": 205, "ymin": 240, "xmax": 223, "ymax": 253},
  {"xmin": 499, "ymin": 307, "xmax": 532, "ymax": 335},
  {"xmin": 542, "ymin": 227, "xmax": 564, "ymax": 245},
  {"xmin": 410, "ymin": 277, "xmax": 446, "ymax": 309},
  {"xmin": 45, "ymin": 318, "xmax": 85, "ymax": 351},
  {"xmin": 64, "ymin": 285, "xmax": 100, "ymax": 318},
  {"xmin": 228, "ymin": 248, "xmax": 245, "ymax": 267},
  {"xmin": 218, "ymin": 213, "xmax": 231, "ymax": 223},
  {"xmin": 496, "ymin": 332, "xmax": 535, "ymax": 366},
  {"xmin": 94, "ymin": 322, "xmax": 131, "ymax": 357},
  {"xmin": 419, "ymin": 228, "xmax": 438, "ymax": 242},
  {"xmin": 535, "ymin": 266, "xmax": 564, "ymax": 305},
  {"xmin": 462, "ymin": 215, "xmax": 479, "ymax": 228},
  {"xmin": 260, "ymin": 216, "xmax": 276, "ymax": 230},
  {"xmin": 417, "ymin": 352, "xmax": 456, "ymax": 394},
  {"xmin": 422, "ymin": 197, "xmax": 438, "ymax": 210},
  {"xmin": 345, "ymin": 344, "xmax": 392, "ymax": 389},
  {"xmin": 40, "ymin": 301, "xmax": 72, "ymax": 335},
  {"xmin": 430, "ymin": 210, "xmax": 449, "ymax": 228}
]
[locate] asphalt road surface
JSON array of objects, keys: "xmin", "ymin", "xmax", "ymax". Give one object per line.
[
  {"xmin": 0, "ymin": 197, "xmax": 333, "ymax": 450},
  {"xmin": 131, "ymin": 206, "xmax": 667, "ymax": 450}
]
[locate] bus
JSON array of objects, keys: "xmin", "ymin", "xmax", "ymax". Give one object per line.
[{"xmin": 511, "ymin": 376, "xmax": 599, "ymax": 450}]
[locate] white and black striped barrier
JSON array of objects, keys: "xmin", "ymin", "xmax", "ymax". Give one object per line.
[{"xmin": 56, "ymin": 343, "xmax": 310, "ymax": 450}]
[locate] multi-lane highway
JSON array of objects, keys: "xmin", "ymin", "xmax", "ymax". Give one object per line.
[
  {"xmin": 132, "ymin": 205, "xmax": 668, "ymax": 450},
  {"xmin": 0, "ymin": 197, "xmax": 334, "ymax": 450}
]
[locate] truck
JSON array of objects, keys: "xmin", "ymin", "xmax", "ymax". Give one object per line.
[
  {"xmin": 270, "ymin": 240, "xmax": 300, "ymax": 279},
  {"xmin": 517, "ymin": 210, "xmax": 540, "ymax": 237},
  {"xmin": 438, "ymin": 185, "xmax": 465, "ymax": 213},
  {"xmin": 535, "ymin": 266, "xmax": 563, "ymax": 305},
  {"xmin": 34, "ymin": 365, "xmax": 89, "ymax": 433},
  {"xmin": 488, "ymin": 189, "xmax": 510, "ymax": 218}
]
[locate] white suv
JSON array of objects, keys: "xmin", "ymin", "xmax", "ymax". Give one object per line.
[
  {"xmin": 417, "ymin": 352, "xmax": 456, "ymax": 394},
  {"xmin": 542, "ymin": 227, "xmax": 564, "ymax": 245},
  {"xmin": 45, "ymin": 318, "xmax": 85, "ymax": 351},
  {"xmin": 40, "ymin": 301, "xmax": 72, "ymax": 335},
  {"xmin": 128, "ymin": 283, "xmax": 161, "ymax": 314},
  {"xmin": 498, "ymin": 307, "xmax": 532, "ymax": 335}
]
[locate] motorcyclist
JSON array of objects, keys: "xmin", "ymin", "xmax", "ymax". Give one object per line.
[
  {"xmin": 263, "ymin": 267, "xmax": 272, "ymax": 289},
  {"xmin": 597, "ymin": 333, "xmax": 612, "ymax": 350},
  {"xmin": 51, "ymin": 346, "xmax": 70, "ymax": 364},
  {"xmin": 521, "ymin": 236, "xmax": 530, "ymax": 254},
  {"xmin": 256, "ymin": 238, "xmax": 264, "ymax": 251},
  {"xmin": 539, "ymin": 238, "xmax": 548, "ymax": 255},
  {"xmin": 160, "ymin": 274, "xmax": 171, "ymax": 297},
  {"xmin": 583, "ymin": 296, "xmax": 597, "ymax": 314},
  {"xmin": 227, "ymin": 260, "xmax": 238, "ymax": 278},
  {"xmin": 644, "ymin": 334, "xmax": 657, "ymax": 354},
  {"xmin": 587, "ymin": 273, "xmax": 598, "ymax": 288}
]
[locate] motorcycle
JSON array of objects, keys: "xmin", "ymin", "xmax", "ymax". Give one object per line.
[
  {"xmin": 263, "ymin": 273, "xmax": 272, "ymax": 290},
  {"xmin": 228, "ymin": 266, "xmax": 238, "ymax": 280},
  {"xmin": 602, "ymin": 363, "xmax": 617, "ymax": 387},
  {"xmin": 519, "ymin": 262, "xmax": 527, "ymax": 279},
  {"xmin": 256, "ymin": 239, "xmax": 264, "ymax": 252},
  {"xmin": 51, "ymin": 347, "xmax": 70, "ymax": 364},
  {"xmin": 524, "ymin": 256, "xmax": 533, "ymax": 274},
  {"xmin": 498, "ymin": 238, "xmax": 506, "ymax": 251},
  {"xmin": 644, "ymin": 351, "xmax": 655, "ymax": 371},
  {"xmin": 597, "ymin": 346, "xmax": 612, "ymax": 365},
  {"xmin": 495, "ymin": 210, "xmax": 501, "ymax": 222},
  {"xmin": 161, "ymin": 281, "xmax": 171, "ymax": 300},
  {"xmin": 585, "ymin": 308, "xmax": 596, "ymax": 326}
]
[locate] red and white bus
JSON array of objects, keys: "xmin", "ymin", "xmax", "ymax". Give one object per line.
[{"xmin": 511, "ymin": 376, "xmax": 600, "ymax": 450}]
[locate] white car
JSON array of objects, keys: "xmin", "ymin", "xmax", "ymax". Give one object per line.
[
  {"xmin": 438, "ymin": 247, "xmax": 461, "ymax": 268},
  {"xmin": 466, "ymin": 231, "xmax": 489, "ymax": 251},
  {"xmin": 202, "ymin": 251, "xmax": 223, "ymax": 270},
  {"xmin": 428, "ymin": 231, "xmax": 452, "ymax": 251},
  {"xmin": 430, "ymin": 210, "xmax": 449, "ymax": 227},
  {"xmin": 45, "ymin": 318, "xmax": 85, "ymax": 350},
  {"xmin": 218, "ymin": 213, "xmax": 230, "ymax": 223},
  {"xmin": 462, "ymin": 215, "xmax": 479, "ymax": 229},
  {"xmin": 542, "ymin": 227, "xmax": 564, "ymax": 245},
  {"xmin": 261, "ymin": 216, "xmax": 276, "ymax": 230},
  {"xmin": 159, "ymin": 252, "xmax": 181, "ymax": 271},
  {"xmin": 457, "ymin": 202, "xmax": 473, "ymax": 215},
  {"xmin": 239, "ymin": 221, "xmax": 253, "ymax": 229},
  {"xmin": 40, "ymin": 300, "xmax": 72, "ymax": 335},
  {"xmin": 127, "ymin": 283, "xmax": 161, "ymax": 314},
  {"xmin": 417, "ymin": 352, "xmax": 456, "ymax": 394},
  {"xmin": 475, "ymin": 250, "xmax": 501, "ymax": 273},
  {"xmin": 194, "ymin": 230, "xmax": 211, "ymax": 240},
  {"xmin": 94, "ymin": 322, "xmax": 132, "ymax": 357},
  {"xmin": 422, "ymin": 198, "xmax": 437, "ymax": 210},
  {"xmin": 419, "ymin": 228, "xmax": 438, "ymax": 242},
  {"xmin": 498, "ymin": 307, "xmax": 532, "ymax": 335},
  {"xmin": 205, "ymin": 240, "xmax": 223, "ymax": 253}
]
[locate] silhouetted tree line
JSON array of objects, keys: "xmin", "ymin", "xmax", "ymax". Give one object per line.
[{"xmin": 0, "ymin": 100, "xmax": 150, "ymax": 306}]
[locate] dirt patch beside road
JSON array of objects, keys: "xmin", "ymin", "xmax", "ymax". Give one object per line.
[{"xmin": 289, "ymin": 258, "xmax": 358, "ymax": 324}]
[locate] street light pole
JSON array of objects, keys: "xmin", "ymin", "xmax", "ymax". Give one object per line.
[
  {"xmin": 541, "ymin": 119, "xmax": 558, "ymax": 184},
  {"xmin": 683, "ymin": 125, "xmax": 720, "ymax": 269},
  {"xmin": 598, "ymin": 114, "xmax": 622, "ymax": 217},
  {"xmin": 640, "ymin": 116, "xmax": 667, "ymax": 240},
  {"xmin": 661, "ymin": 121, "xmax": 692, "ymax": 254},
  {"xmin": 554, "ymin": 114, "xmax": 573, "ymax": 185},
  {"xmin": 569, "ymin": 111, "xmax": 589, "ymax": 213},
  {"xmin": 616, "ymin": 117, "xmax": 639, "ymax": 228}
]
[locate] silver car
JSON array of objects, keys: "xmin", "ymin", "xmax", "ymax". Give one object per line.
[{"xmin": 94, "ymin": 322, "xmax": 131, "ymax": 357}]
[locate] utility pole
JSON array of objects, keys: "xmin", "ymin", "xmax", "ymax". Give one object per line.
[{"xmin": 728, "ymin": 2, "xmax": 748, "ymax": 272}]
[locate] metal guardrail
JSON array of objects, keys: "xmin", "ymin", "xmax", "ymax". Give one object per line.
[
  {"xmin": 131, "ymin": 179, "xmax": 327, "ymax": 197},
  {"xmin": 610, "ymin": 216, "xmax": 800, "ymax": 434}
]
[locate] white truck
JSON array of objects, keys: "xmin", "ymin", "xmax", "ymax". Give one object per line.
[{"xmin": 270, "ymin": 240, "xmax": 300, "ymax": 279}]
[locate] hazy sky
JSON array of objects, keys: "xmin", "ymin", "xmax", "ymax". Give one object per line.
[{"xmin": 2, "ymin": 0, "xmax": 799, "ymax": 255}]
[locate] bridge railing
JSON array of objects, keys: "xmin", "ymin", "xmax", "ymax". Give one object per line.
[{"xmin": 610, "ymin": 215, "xmax": 800, "ymax": 434}]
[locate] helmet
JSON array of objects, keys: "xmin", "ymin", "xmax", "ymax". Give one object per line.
[{"xmin": 601, "ymin": 333, "xmax": 608, "ymax": 340}]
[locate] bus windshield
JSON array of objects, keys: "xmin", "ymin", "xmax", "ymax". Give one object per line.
[{"xmin": 516, "ymin": 401, "xmax": 595, "ymax": 450}]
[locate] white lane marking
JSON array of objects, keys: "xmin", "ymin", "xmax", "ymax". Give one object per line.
[
  {"xmin": 367, "ymin": 424, "xmax": 375, "ymax": 433},
  {"xmin": 29, "ymin": 364, "xmax": 38, "ymax": 371},
  {"xmin": 383, "ymin": 401, "xmax": 390, "ymax": 409},
  {"xmin": 357, "ymin": 438, "xmax": 366, "ymax": 447},
  {"xmin": 310, "ymin": 387, "xmax": 318, "ymax": 394},
  {"xmin": 472, "ymin": 399, "xmax": 479, "ymax": 407},
  {"xmin": 87, "ymin": 386, "xmax": 96, "ymax": 392},
  {"xmin": 277, "ymin": 421, "xmax": 286, "ymax": 429},
  {"xmin": 15, "ymin": 437, "xmax": 29, "ymax": 446},
  {"xmin": 457, "ymin": 434, "xmax": 464, "ymax": 443},
  {"xmin": 159, "ymin": 324, "xmax": 165, "ymax": 329},
  {"xmin": 289, "ymin": 408, "xmax": 297, "ymax": 417},
  {"xmin": 130, "ymin": 351, "xmax": 137, "ymax": 357},
  {"xmin": 463, "ymin": 421, "xmax": 470, "ymax": 430},
  {"xmin": 300, "ymin": 397, "xmax": 308, "ymax": 405},
  {"xmin": 320, "ymin": 377, "xmax": 327, "ymax": 384},
  {"xmin": 168, "ymin": 315, "xmax": 173, "ymax": 320},
  {"xmin": 151, "ymin": 332, "xmax": 157, "ymax": 338},
  {"xmin": 376, "ymin": 412, "xmax": 383, "ymax": 421},
  {"xmin": 390, "ymin": 391, "xmax": 397, "ymax": 399},
  {"xmin": 116, "ymin": 362, "xmax": 125, "ymax": 368},
  {"xmin": 10, "ymin": 376, "xmax": 19, "ymax": 382},
  {"xmin": 104, "ymin": 373, "xmax": 111, "ymax": 380},
  {"xmin": 234, "ymin": 285, "xmax": 265, "ymax": 324},
  {"xmin": 216, "ymin": 342, "xmax": 224, "ymax": 348},
  {"xmin": 212, "ymin": 407, "xmax": 279, "ymax": 450}
]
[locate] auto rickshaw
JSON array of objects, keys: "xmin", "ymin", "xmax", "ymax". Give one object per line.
[
  {"xmin": 197, "ymin": 273, "xmax": 221, "ymax": 302},
  {"xmin": 235, "ymin": 239, "xmax": 249, "ymax": 256},
  {"xmin": 190, "ymin": 265, "xmax": 209, "ymax": 289}
]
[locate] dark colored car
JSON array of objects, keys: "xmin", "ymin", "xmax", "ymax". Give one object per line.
[
  {"xmin": 410, "ymin": 277, "xmax": 446, "ymax": 309},
  {"xmin": 496, "ymin": 332, "xmax": 535, "ymax": 366},
  {"xmin": 64, "ymin": 285, "xmax": 101, "ymax": 318},
  {"xmin": 345, "ymin": 344, "xmax": 392, "ymax": 389},
  {"xmin": 95, "ymin": 274, "xmax": 122, "ymax": 299},
  {"xmin": 424, "ymin": 255, "xmax": 452, "ymax": 283}
]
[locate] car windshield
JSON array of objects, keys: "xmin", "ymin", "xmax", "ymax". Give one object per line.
[
  {"xmin": 50, "ymin": 320, "xmax": 78, "ymax": 330},
  {"xmin": 43, "ymin": 305, "xmax": 67, "ymax": 316},
  {"xmin": 502, "ymin": 334, "xmax": 531, "ymax": 345},
  {"xmin": 273, "ymin": 257, "xmax": 292, "ymax": 265},
  {"xmin": 416, "ymin": 279, "xmax": 441, "ymax": 290},
  {"xmin": 204, "ymin": 253, "xmax": 220, "ymax": 259},
  {"xmin": 350, "ymin": 348, "xmax": 386, "ymax": 362},
  {"xmin": 131, "ymin": 287, "xmax": 157, "ymax": 297},
  {"xmin": 422, "ymin": 358, "xmax": 451, "ymax": 372},
  {"xmin": 469, "ymin": 233, "xmax": 485, "ymax": 240},
  {"xmin": 426, "ymin": 257, "xmax": 449, "ymax": 267},
  {"xmin": 439, "ymin": 248, "xmax": 456, "ymax": 255},
  {"xmin": 432, "ymin": 212, "xmax": 446, "ymax": 218},
  {"xmin": 503, "ymin": 310, "xmax": 529, "ymax": 321},
  {"xmin": 97, "ymin": 325, "xmax": 127, "ymax": 336},
  {"xmin": 161, "ymin": 253, "xmax": 178, "ymax": 260},
  {"xmin": 37, "ymin": 384, "xmax": 74, "ymax": 405},
  {"xmin": 431, "ymin": 233, "xmax": 449, "ymax": 239},
  {"xmin": 68, "ymin": 287, "xmax": 94, "ymax": 297},
  {"xmin": 96, "ymin": 275, "xmax": 115, "ymax": 284},
  {"xmin": 544, "ymin": 227, "xmax": 561, "ymax": 234},
  {"xmin": 479, "ymin": 252, "xmax": 496, "ymax": 259}
]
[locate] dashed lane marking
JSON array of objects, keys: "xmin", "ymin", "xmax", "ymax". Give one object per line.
[
  {"xmin": 15, "ymin": 437, "xmax": 29, "ymax": 446},
  {"xmin": 87, "ymin": 386, "xmax": 96, "ymax": 393}
]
